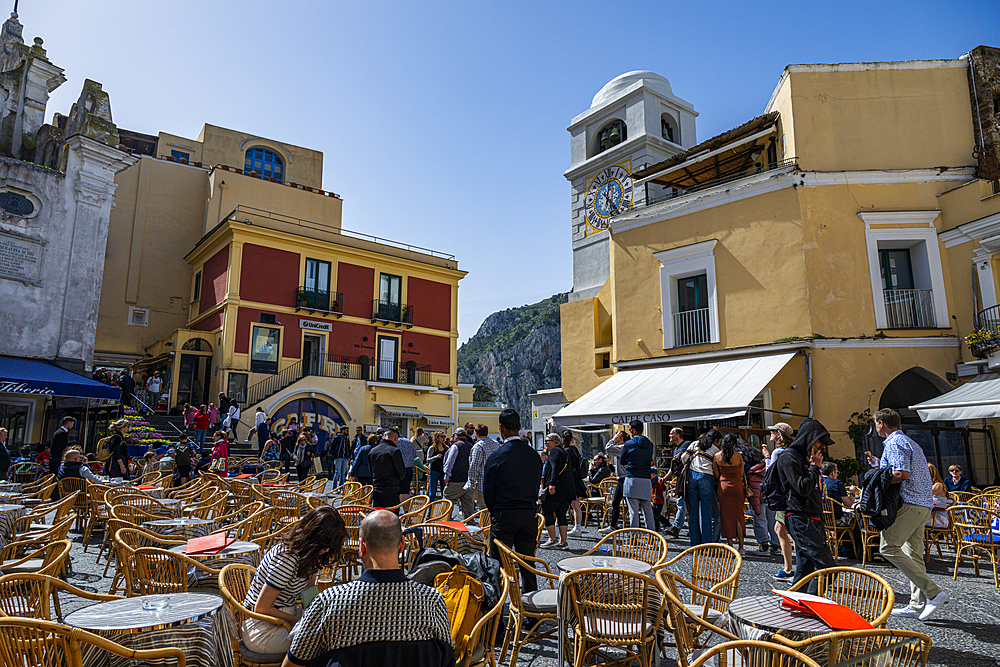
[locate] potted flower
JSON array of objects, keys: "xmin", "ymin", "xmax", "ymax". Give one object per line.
[
  {"xmin": 358, "ymin": 355, "xmax": 370, "ymax": 380},
  {"xmin": 966, "ymin": 327, "xmax": 1000, "ymax": 359}
]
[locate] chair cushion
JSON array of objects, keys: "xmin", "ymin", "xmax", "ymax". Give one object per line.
[
  {"xmin": 683, "ymin": 603, "xmax": 724, "ymax": 623},
  {"xmin": 580, "ymin": 613, "xmax": 654, "ymax": 638},
  {"xmin": 469, "ymin": 642, "xmax": 486, "ymax": 664},
  {"xmin": 0, "ymin": 558, "xmax": 45, "ymax": 574},
  {"xmin": 521, "ymin": 588, "xmax": 558, "ymax": 613},
  {"xmin": 239, "ymin": 640, "xmax": 287, "ymax": 664},
  {"xmin": 969, "ymin": 534, "xmax": 1000, "ymax": 544}
]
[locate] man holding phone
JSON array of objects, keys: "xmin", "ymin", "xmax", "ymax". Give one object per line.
[{"xmin": 773, "ymin": 417, "xmax": 836, "ymax": 594}]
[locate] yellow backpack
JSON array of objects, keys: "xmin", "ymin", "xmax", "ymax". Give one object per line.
[
  {"xmin": 433, "ymin": 564, "xmax": 484, "ymax": 662},
  {"xmin": 95, "ymin": 436, "xmax": 113, "ymax": 462}
]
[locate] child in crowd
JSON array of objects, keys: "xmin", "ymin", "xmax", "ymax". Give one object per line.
[
  {"xmin": 651, "ymin": 471, "xmax": 669, "ymax": 530},
  {"xmin": 34, "ymin": 443, "xmax": 50, "ymax": 469},
  {"xmin": 12, "ymin": 445, "xmax": 34, "ymax": 465},
  {"xmin": 142, "ymin": 451, "xmax": 158, "ymax": 476}
]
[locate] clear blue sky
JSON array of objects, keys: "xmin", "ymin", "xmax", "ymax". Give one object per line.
[{"xmin": 36, "ymin": 0, "xmax": 994, "ymax": 344}]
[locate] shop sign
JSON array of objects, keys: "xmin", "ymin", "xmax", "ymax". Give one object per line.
[
  {"xmin": 610, "ymin": 413, "xmax": 670, "ymax": 424},
  {"xmin": 0, "ymin": 381, "xmax": 54, "ymax": 395},
  {"xmin": 299, "ymin": 320, "xmax": 333, "ymax": 332},
  {"xmin": 425, "ymin": 416, "xmax": 455, "ymax": 426}
]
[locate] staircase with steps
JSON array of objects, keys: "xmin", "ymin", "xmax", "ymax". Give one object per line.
[{"xmin": 144, "ymin": 412, "xmax": 259, "ymax": 457}]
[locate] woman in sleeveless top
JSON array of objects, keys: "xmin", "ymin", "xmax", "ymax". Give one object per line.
[{"xmin": 714, "ymin": 433, "xmax": 745, "ymax": 553}]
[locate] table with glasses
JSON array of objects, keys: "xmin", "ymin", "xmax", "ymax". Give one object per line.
[
  {"xmin": 158, "ymin": 497, "xmax": 185, "ymax": 517},
  {"xmin": 143, "ymin": 517, "xmax": 215, "ymax": 540},
  {"xmin": 725, "ymin": 595, "xmax": 832, "ymax": 659},
  {"xmin": 0, "ymin": 482, "xmax": 23, "ymax": 494},
  {"xmin": 555, "ymin": 556, "xmax": 654, "ymax": 665},
  {"xmin": 64, "ymin": 592, "xmax": 236, "ymax": 667},
  {"xmin": 169, "ymin": 540, "xmax": 262, "ymax": 585},
  {"xmin": 0, "ymin": 503, "xmax": 28, "ymax": 547}
]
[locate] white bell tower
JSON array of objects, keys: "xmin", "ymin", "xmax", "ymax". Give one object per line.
[{"xmin": 564, "ymin": 71, "xmax": 698, "ymax": 301}]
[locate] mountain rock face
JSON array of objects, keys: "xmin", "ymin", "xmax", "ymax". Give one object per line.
[{"xmin": 458, "ymin": 293, "xmax": 568, "ymax": 419}]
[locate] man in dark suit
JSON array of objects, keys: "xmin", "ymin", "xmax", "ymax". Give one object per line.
[
  {"xmin": 50, "ymin": 416, "xmax": 76, "ymax": 476},
  {"xmin": 118, "ymin": 371, "xmax": 136, "ymax": 408},
  {"xmin": 484, "ymin": 408, "xmax": 543, "ymax": 592},
  {"xmin": 368, "ymin": 427, "xmax": 405, "ymax": 509}
]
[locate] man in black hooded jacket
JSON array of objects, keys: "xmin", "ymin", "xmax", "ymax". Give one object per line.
[{"xmin": 774, "ymin": 417, "xmax": 835, "ymax": 593}]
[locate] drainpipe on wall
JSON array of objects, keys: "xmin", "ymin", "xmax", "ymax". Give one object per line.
[{"xmin": 806, "ymin": 350, "xmax": 814, "ymax": 418}]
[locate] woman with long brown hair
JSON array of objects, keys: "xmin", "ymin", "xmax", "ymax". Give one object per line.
[
  {"xmin": 107, "ymin": 418, "xmax": 130, "ymax": 479},
  {"xmin": 242, "ymin": 506, "xmax": 348, "ymax": 654},
  {"xmin": 426, "ymin": 431, "xmax": 449, "ymax": 501}
]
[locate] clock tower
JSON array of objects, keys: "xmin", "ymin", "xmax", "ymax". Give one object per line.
[{"xmin": 565, "ymin": 71, "xmax": 698, "ymax": 301}]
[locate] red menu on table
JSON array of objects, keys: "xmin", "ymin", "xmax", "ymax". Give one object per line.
[
  {"xmin": 771, "ymin": 589, "xmax": 873, "ymax": 631},
  {"xmin": 137, "ymin": 485, "xmax": 158, "ymax": 491},
  {"xmin": 185, "ymin": 533, "xmax": 235, "ymax": 555},
  {"xmin": 234, "ymin": 474, "xmax": 254, "ymax": 479},
  {"xmin": 434, "ymin": 520, "xmax": 470, "ymax": 532}
]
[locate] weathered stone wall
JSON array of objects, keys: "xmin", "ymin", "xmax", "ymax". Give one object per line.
[{"xmin": 967, "ymin": 45, "xmax": 1000, "ymax": 186}]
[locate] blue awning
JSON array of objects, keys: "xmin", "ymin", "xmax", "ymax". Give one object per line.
[{"xmin": 0, "ymin": 357, "xmax": 119, "ymax": 400}]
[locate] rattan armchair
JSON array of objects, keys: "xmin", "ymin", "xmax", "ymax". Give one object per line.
[
  {"xmin": 597, "ymin": 477, "xmax": 618, "ymax": 527},
  {"xmin": 424, "ymin": 498, "xmax": 453, "ymax": 522},
  {"xmin": 656, "ymin": 543, "xmax": 741, "ymax": 630},
  {"xmin": 0, "ymin": 572, "xmax": 123, "ymax": 623},
  {"xmin": 13, "ymin": 491, "xmax": 79, "ymax": 536},
  {"xmin": 460, "ymin": 575, "xmax": 508, "ymax": 667},
  {"xmin": 563, "ymin": 567, "xmax": 665, "ymax": 667},
  {"xmin": 821, "ymin": 498, "xmax": 856, "ymax": 561},
  {"xmin": 81, "ymin": 483, "xmax": 111, "ymax": 557},
  {"xmin": 582, "ymin": 527, "xmax": 669, "ymax": 567},
  {"xmin": 333, "ymin": 481, "xmax": 361, "ymax": 497},
  {"xmin": 337, "ymin": 505, "xmax": 377, "ymax": 581},
  {"xmin": 10, "ymin": 461, "xmax": 44, "ymax": 484},
  {"xmin": 688, "ymin": 640, "xmax": 821, "ymax": 667},
  {"xmin": 218, "ymin": 563, "xmax": 289, "ymax": 667},
  {"xmin": 786, "ymin": 566, "xmax": 894, "ymax": 627},
  {"xmin": 0, "ymin": 540, "xmax": 71, "ymax": 578},
  {"xmin": 772, "ymin": 628, "xmax": 931, "ymax": 667},
  {"xmin": 56, "ymin": 477, "xmax": 90, "ymax": 531},
  {"xmin": 107, "ymin": 524, "xmax": 186, "ymax": 594},
  {"xmin": 494, "ymin": 540, "xmax": 559, "ymax": 667},
  {"xmin": 0, "ymin": 617, "xmax": 186, "ymax": 667},
  {"xmin": 2, "ymin": 514, "xmax": 76, "ymax": 560},
  {"xmin": 654, "ymin": 567, "xmax": 739, "ymax": 664},
  {"xmin": 950, "ymin": 504, "xmax": 1000, "ymax": 587},
  {"xmin": 132, "ymin": 546, "xmax": 222, "ymax": 594},
  {"xmin": 464, "ymin": 508, "xmax": 491, "ymax": 545},
  {"xmin": 412, "ymin": 522, "xmax": 486, "ymax": 555}
]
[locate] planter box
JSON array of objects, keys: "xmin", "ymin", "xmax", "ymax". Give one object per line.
[{"xmin": 989, "ymin": 348, "xmax": 1000, "ymax": 371}]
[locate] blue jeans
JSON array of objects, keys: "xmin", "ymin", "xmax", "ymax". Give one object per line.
[
  {"xmin": 672, "ymin": 493, "xmax": 687, "ymax": 529},
  {"xmin": 429, "ymin": 470, "xmax": 445, "ymax": 501},
  {"xmin": 688, "ymin": 471, "xmax": 716, "ymax": 546},
  {"xmin": 333, "ymin": 458, "xmax": 349, "ymax": 488},
  {"xmin": 195, "ymin": 429, "xmax": 207, "ymax": 449}
]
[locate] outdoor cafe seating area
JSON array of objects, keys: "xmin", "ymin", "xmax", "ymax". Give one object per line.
[{"xmin": 0, "ymin": 458, "xmax": 996, "ymax": 666}]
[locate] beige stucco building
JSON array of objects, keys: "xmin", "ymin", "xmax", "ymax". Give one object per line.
[{"xmin": 556, "ymin": 48, "xmax": 1000, "ymax": 486}]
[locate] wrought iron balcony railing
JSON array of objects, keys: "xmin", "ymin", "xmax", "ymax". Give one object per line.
[
  {"xmin": 295, "ymin": 287, "xmax": 343, "ymax": 316},
  {"xmin": 884, "ymin": 289, "xmax": 935, "ymax": 328},
  {"xmin": 673, "ymin": 307, "xmax": 712, "ymax": 347},
  {"xmin": 371, "ymin": 299, "xmax": 413, "ymax": 326}
]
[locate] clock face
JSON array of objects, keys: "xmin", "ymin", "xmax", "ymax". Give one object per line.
[{"xmin": 584, "ymin": 164, "xmax": 633, "ymax": 230}]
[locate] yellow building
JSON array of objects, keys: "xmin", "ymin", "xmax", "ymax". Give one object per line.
[
  {"xmin": 95, "ymin": 123, "xmax": 480, "ymax": 450},
  {"xmin": 556, "ymin": 48, "xmax": 1000, "ymax": 486}
]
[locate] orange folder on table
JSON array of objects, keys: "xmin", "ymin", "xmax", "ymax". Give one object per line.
[
  {"xmin": 234, "ymin": 474, "xmax": 253, "ymax": 479},
  {"xmin": 185, "ymin": 533, "xmax": 235, "ymax": 555},
  {"xmin": 137, "ymin": 485, "xmax": 158, "ymax": 491},
  {"xmin": 771, "ymin": 589, "xmax": 873, "ymax": 631},
  {"xmin": 434, "ymin": 520, "xmax": 469, "ymax": 532}
]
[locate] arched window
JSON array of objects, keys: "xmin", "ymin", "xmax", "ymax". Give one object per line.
[
  {"xmin": 597, "ymin": 120, "xmax": 626, "ymax": 154},
  {"xmin": 661, "ymin": 113, "xmax": 678, "ymax": 144},
  {"xmin": 244, "ymin": 147, "xmax": 284, "ymax": 183}
]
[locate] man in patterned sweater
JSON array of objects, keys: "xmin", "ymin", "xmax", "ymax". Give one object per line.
[{"xmin": 282, "ymin": 509, "xmax": 453, "ymax": 667}]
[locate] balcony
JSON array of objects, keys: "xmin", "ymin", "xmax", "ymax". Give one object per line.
[
  {"xmin": 883, "ymin": 289, "xmax": 935, "ymax": 328},
  {"xmin": 295, "ymin": 287, "xmax": 343, "ymax": 316},
  {"xmin": 673, "ymin": 308, "xmax": 712, "ymax": 347},
  {"xmin": 372, "ymin": 299, "xmax": 414, "ymax": 327},
  {"xmin": 976, "ymin": 304, "xmax": 1000, "ymax": 331}
]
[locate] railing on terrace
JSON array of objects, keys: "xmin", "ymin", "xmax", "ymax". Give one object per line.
[
  {"xmin": 976, "ymin": 304, "xmax": 1000, "ymax": 331},
  {"xmin": 243, "ymin": 359, "xmax": 304, "ymax": 408},
  {"xmin": 673, "ymin": 308, "xmax": 712, "ymax": 347},
  {"xmin": 296, "ymin": 287, "xmax": 343, "ymax": 315},
  {"xmin": 372, "ymin": 299, "xmax": 414, "ymax": 327},
  {"xmin": 884, "ymin": 289, "xmax": 935, "ymax": 328},
  {"xmin": 640, "ymin": 158, "xmax": 798, "ymax": 210},
  {"xmin": 472, "ymin": 401, "xmax": 504, "ymax": 408},
  {"xmin": 222, "ymin": 205, "xmax": 456, "ymax": 267}
]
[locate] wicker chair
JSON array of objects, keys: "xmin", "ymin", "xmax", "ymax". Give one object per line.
[
  {"xmin": 108, "ymin": 503, "xmax": 164, "ymax": 528},
  {"xmin": 857, "ymin": 511, "xmax": 884, "ymax": 566},
  {"xmin": 0, "ymin": 572, "xmax": 123, "ymax": 623},
  {"xmin": 655, "ymin": 567, "xmax": 739, "ymax": 664},
  {"xmin": 925, "ymin": 504, "xmax": 958, "ymax": 563},
  {"xmin": 773, "ymin": 628, "xmax": 932, "ymax": 667},
  {"xmin": 0, "ymin": 617, "xmax": 186, "ymax": 667},
  {"xmin": 579, "ymin": 483, "xmax": 605, "ymax": 527},
  {"xmin": 333, "ymin": 481, "xmax": 361, "ymax": 498},
  {"xmin": 563, "ymin": 568, "xmax": 665, "ymax": 667},
  {"xmin": 270, "ymin": 490, "xmax": 308, "ymax": 525},
  {"xmin": 337, "ymin": 505, "xmax": 377, "ymax": 582},
  {"xmin": 460, "ymin": 574, "xmax": 508, "ymax": 667},
  {"xmin": 1, "ymin": 515, "xmax": 76, "ymax": 561},
  {"xmin": 494, "ymin": 540, "xmax": 559, "ymax": 667},
  {"xmin": 656, "ymin": 543, "xmax": 741, "ymax": 630},
  {"xmin": 81, "ymin": 483, "xmax": 111, "ymax": 557},
  {"xmin": 688, "ymin": 640, "xmax": 821, "ymax": 667},
  {"xmin": 230, "ymin": 508, "xmax": 276, "ymax": 542},
  {"xmin": 10, "ymin": 461, "xmax": 43, "ymax": 484},
  {"xmin": 464, "ymin": 508, "xmax": 491, "ymax": 545},
  {"xmin": 108, "ymin": 525, "xmax": 186, "ymax": 594},
  {"xmin": 0, "ymin": 540, "xmax": 71, "ymax": 578},
  {"xmin": 218, "ymin": 563, "xmax": 289, "ymax": 667},
  {"xmin": 413, "ymin": 522, "xmax": 487, "ymax": 555},
  {"xmin": 786, "ymin": 566, "xmax": 894, "ymax": 627},
  {"xmin": 582, "ymin": 527, "xmax": 669, "ymax": 567},
  {"xmin": 597, "ymin": 477, "xmax": 618, "ymax": 527},
  {"xmin": 132, "ymin": 546, "xmax": 222, "ymax": 595},
  {"xmin": 110, "ymin": 491, "xmax": 176, "ymax": 519},
  {"xmin": 950, "ymin": 504, "xmax": 1000, "ymax": 587},
  {"xmin": 56, "ymin": 478, "xmax": 90, "ymax": 531},
  {"xmin": 424, "ymin": 498, "xmax": 453, "ymax": 522},
  {"xmin": 821, "ymin": 498, "xmax": 857, "ymax": 561}
]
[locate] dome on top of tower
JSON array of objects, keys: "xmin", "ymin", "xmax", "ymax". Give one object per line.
[{"xmin": 591, "ymin": 71, "xmax": 673, "ymax": 109}]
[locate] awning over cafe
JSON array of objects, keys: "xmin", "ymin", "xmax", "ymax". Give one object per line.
[
  {"xmin": 910, "ymin": 373, "xmax": 1000, "ymax": 421},
  {"xmin": 550, "ymin": 352, "xmax": 796, "ymax": 428},
  {"xmin": 0, "ymin": 357, "xmax": 119, "ymax": 400},
  {"xmin": 376, "ymin": 404, "xmax": 424, "ymax": 419}
]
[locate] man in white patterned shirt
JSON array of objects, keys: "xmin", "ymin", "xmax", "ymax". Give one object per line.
[
  {"xmin": 282, "ymin": 509, "xmax": 453, "ymax": 667},
  {"xmin": 465, "ymin": 423, "xmax": 501, "ymax": 512}
]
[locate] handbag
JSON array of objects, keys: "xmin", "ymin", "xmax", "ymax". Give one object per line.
[{"xmin": 742, "ymin": 470, "xmax": 753, "ymax": 499}]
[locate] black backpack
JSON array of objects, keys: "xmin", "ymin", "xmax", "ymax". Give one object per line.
[
  {"xmin": 175, "ymin": 442, "xmax": 192, "ymax": 467},
  {"xmin": 760, "ymin": 459, "xmax": 786, "ymax": 511}
]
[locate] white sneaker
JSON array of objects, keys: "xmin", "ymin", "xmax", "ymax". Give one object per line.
[
  {"xmin": 540, "ymin": 539, "xmax": 559, "ymax": 549},
  {"xmin": 567, "ymin": 526, "xmax": 584, "ymax": 537},
  {"xmin": 597, "ymin": 526, "xmax": 615, "ymax": 536},
  {"xmin": 919, "ymin": 591, "xmax": 948, "ymax": 620},
  {"xmin": 891, "ymin": 607, "xmax": 921, "ymax": 619}
]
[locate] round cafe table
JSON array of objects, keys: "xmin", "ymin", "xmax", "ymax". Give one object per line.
[
  {"xmin": 169, "ymin": 540, "xmax": 262, "ymax": 584},
  {"xmin": 557, "ymin": 555, "xmax": 651, "ymax": 574},
  {"xmin": 0, "ymin": 503, "xmax": 28, "ymax": 547},
  {"xmin": 64, "ymin": 592, "xmax": 235, "ymax": 667},
  {"xmin": 725, "ymin": 595, "xmax": 831, "ymax": 661},
  {"xmin": 143, "ymin": 517, "xmax": 215, "ymax": 540},
  {"xmin": 0, "ymin": 482, "xmax": 23, "ymax": 494}
]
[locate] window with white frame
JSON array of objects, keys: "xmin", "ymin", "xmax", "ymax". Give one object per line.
[
  {"xmin": 654, "ymin": 239, "xmax": 719, "ymax": 349},
  {"xmin": 860, "ymin": 212, "xmax": 948, "ymax": 330}
]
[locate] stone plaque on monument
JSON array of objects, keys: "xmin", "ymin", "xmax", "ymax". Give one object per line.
[{"xmin": 0, "ymin": 231, "xmax": 43, "ymax": 285}]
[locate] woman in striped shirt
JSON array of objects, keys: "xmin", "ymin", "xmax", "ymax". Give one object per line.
[{"xmin": 243, "ymin": 506, "xmax": 348, "ymax": 654}]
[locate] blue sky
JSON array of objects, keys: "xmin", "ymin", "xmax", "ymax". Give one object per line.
[{"xmin": 36, "ymin": 0, "xmax": 994, "ymax": 344}]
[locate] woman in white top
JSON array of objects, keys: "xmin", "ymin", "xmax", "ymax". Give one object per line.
[{"xmin": 682, "ymin": 429, "xmax": 721, "ymax": 546}]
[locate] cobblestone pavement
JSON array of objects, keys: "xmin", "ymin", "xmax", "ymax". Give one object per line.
[{"xmin": 58, "ymin": 507, "xmax": 1000, "ymax": 667}]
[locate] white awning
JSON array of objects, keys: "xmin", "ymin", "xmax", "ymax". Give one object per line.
[
  {"xmin": 550, "ymin": 352, "xmax": 796, "ymax": 428},
  {"xmin": 910, "ymin": 373, "xmax": 1000, "ymax": 421}
]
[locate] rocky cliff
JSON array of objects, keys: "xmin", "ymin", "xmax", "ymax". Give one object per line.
[{"xmin": 457, "ymin": 293, "xmax": 568, "ymax": 419}]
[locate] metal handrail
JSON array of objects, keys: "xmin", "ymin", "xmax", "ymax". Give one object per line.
[
  {"xmin": 673, "ymin": 307, "xmax": 711, "ymax": 347},
  {"xmin": 371, "ymin": 299, "xmax": 414, "ymax": 326},
  {"xmin": 243, "ymin": 359, "xmax": 305, "ymax": 408},
  {"xmin": 296, "ymin": 287, "xmax": 343, "ymax": 314},
  {"xmin": 976, "ymin": 304, "xmax": 1000, "ymax": 330}
]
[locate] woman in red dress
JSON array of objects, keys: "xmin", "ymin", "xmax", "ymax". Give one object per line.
[{"xmin": 714, "ymin": 433, "xmax": 745, "ymax": 553}]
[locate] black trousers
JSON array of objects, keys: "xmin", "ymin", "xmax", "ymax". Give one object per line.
[
  {"xmin": 541, "ymin": 495, "xmax": 571, "ymax": 527},
  {"xmin": 786, "ymin": 513, "xmax": 835, "ymax": 594},
  {"xmin": 608, "ymin": 477, "xmax": 626, "ymax": 528},
  {"xmin": 372, "ymin": 487, "xmax": 400, "ymax": 510},
  {"xmin": 490, "ymin": 508, "xmax": 539, "ymax": 592}
]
